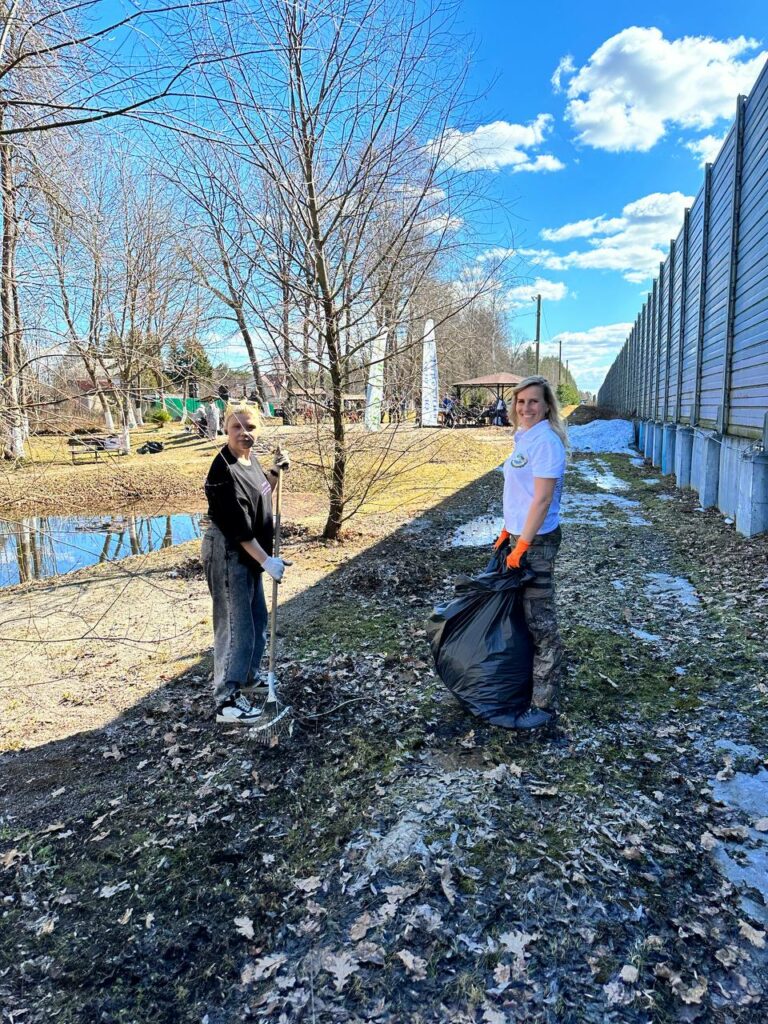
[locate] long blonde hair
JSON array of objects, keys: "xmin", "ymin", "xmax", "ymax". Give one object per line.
[{"xmin": 510, "ymin": 376, "xmax": 569, "ymax": 449}]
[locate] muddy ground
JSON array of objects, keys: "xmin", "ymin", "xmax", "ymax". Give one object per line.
[{"xmin": 1, "ymin": 441, "xmax": 767, "ymax": 1023}]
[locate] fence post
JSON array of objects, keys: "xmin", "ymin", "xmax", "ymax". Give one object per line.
[
  {"xmin": 674, "ymin": 208, "xmax": 691, "ymax": 423},
  {"xmin": 719, "ymin": 95, "xmax": 746, "ymax": 435},
  {"xmin": 664, "ymin": 240, "xmax": 676, "ymax": 420},
  {"xmin": 692, "ymin": 163, "xmax": 713, "ymax": 425},
  {"xmin": 655, "ymin": 265, "xmax": 664, "ymax": 419}
]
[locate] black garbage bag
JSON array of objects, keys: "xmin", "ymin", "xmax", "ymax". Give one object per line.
[{"xmin": 428, "ymin": 551, "xmax": 533, "ymax": 728}]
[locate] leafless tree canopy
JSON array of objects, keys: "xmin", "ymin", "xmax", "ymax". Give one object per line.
[{"xmin": 0, "ymin": 0, "xmax": 552, "ymax": 537}]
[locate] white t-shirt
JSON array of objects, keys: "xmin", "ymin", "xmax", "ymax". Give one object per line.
[{"xmin": 502, "ymin": 420, "xmax": 566, "ymax": 535}]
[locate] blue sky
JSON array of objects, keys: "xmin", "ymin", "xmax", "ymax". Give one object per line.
[{"xmin": 448, "ymin": 1, "xmax": 768, "ymax": 391}]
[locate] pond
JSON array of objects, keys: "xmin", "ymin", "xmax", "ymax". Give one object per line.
[{"xmin": 0, "ymin": 513, "xmax": 202, "ymax": 587}]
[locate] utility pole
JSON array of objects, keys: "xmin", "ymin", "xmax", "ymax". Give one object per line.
[{"xmin": 534, "ymin": 294, "xmax": 541, "ymax": 373}]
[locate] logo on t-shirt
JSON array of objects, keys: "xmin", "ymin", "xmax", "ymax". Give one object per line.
[{"xmin": 510, "ymin": 452, "xmax": 528, "ymax": 468}]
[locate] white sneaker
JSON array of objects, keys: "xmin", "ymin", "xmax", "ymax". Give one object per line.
[{"xmin": 215, "ymin": 691, "xmax": 263, "ymax": 725}]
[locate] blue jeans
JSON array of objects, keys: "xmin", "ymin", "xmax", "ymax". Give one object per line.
[{"xmin": 202, "ymin": 524, "xmax": 268, "ymax": 703}]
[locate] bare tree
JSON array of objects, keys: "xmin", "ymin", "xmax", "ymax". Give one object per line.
[{"xmin": 191, "ymin": 0, "xmax": 489, "ymax": 538}]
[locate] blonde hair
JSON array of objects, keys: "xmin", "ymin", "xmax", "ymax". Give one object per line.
[
  {"xmin": 511, "ymin": 375, "xmax": 569, "ymax": 450},
  {"xmin": 223, "ymin": 401, "xmax": 261, "ymax": 430}
]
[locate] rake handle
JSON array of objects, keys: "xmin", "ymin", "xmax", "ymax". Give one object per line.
[{"xmin": 267, "ymin": 465, "xmax": 283, "ymax": 679}]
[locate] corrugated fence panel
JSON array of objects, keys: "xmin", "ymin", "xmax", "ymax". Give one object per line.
[
  {"xmin": 667, "ymin": 225, "xmax": 685, "ymax": 418},
  {"xmin": 698, "ymin": 126, "xmax": 736, "ymax": 425},
  {"xmin": 680, "ymin": 192, "xmax": 705, "ymax": 421},
  {"xmin": 731, "ymin": 64, "xmax": 768, "ymax": 432},
  {"xmin": 657, "ymin": 257, "xmax": 669, "ymax": 417}
]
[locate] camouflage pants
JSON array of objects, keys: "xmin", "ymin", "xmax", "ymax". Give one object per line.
[{"xmin": 515, "ymin": 527, "xmax": 562, "ymax": 710}]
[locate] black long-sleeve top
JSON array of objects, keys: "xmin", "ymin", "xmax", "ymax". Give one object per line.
[{"xmin": 204, "ymin": 445, "xmax": 274, "ymax": 574}]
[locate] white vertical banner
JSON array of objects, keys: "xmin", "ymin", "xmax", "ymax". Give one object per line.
[
  {"xmin": 364, "ymin": 328, "xmax": 388, "ymax": 431},
  {"xmin": 421, "ymin": 319, "xmax": 439, "ymax": 427}
]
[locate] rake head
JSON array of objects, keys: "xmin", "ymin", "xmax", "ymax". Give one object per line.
[{"xmin": 249, "ymin": 700, "xmax": 294, "ymax": 746}]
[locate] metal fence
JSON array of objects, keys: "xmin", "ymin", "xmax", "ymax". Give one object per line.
[{"xmin": 598, "ymin": 60, "xmax": 768, "ymax": 442}]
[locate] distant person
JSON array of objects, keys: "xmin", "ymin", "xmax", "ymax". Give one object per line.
[
  {"xmin": 201, "ymin": 402, "xmax": 290, "ymax": 724},
  {"xmin": 205, "ymin": 398, "xmax": 220, "ymax": 440},
  {"xmin": 191, "ymin": 406, "xmax": 207, "ymax": 438},
  {"xmin": 491, "ymin": 396, "xmax": 509, "ymax": 426},
  {"xmin": 494, "ymin": 376, "xmax": 567, "ymax": 732}
]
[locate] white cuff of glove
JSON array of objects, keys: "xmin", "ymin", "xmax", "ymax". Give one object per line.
[{"xmin": 262, "ymin": 555, "xmax": 287, "ymax": 581}]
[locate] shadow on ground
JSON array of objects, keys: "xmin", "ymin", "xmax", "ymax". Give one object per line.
[{"xmin": 2, "ymin": 457, "xmax": 767, "ymax": 1024}]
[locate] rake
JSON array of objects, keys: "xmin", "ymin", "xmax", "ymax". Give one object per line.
[{"xmin": 250, "ymin": 463, "xmax": 293, "ymax": 746}]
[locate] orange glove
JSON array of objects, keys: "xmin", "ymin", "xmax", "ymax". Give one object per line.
[
  {"xmin": 506, "ymin": 538, "xmax": 530, "ymax": 569},
  {"xmin": 493, "ymin": 528, "xmax": 510, "ymax": 550}
]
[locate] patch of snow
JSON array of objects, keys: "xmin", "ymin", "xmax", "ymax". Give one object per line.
[
  {"xmin": 714, "ymin": 739, "xmax": 761, "ymax": 760},
  {"xmin": 611, "ymin": 580, "xmax": 626, "ymax": 591},
  {"xmin": 568, "ymin": 418, "xmax": 634, "ymax": 454},
  {"xmin": 630, "ymin": 457, "xmax": 645, "ymax": 467},
  {"xmin": 643, "ymin": 478, "xmax": 661, "ymax": 485},
  {"xmin": 709, "ymin": 768, "xmax": 768, "ymax": 925},
  {"xmin": 572, "ymin": 458, "xmax": 630, "ymax": 492},
  {"xmin": 560, "ymin": 492, "xmax": 651, "ymax": 530},
  {"xmin": 643, "ymin": 573, "xmax": 700, "ymax": 608},
  {"xmin": 630, "ymin": 628, "xmax": 663, "ymax": 644},
  {"xmin": 450, "ymin": 515, "xmax": 503, "ymax": 548}
]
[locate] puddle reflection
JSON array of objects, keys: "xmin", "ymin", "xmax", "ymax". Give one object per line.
[{"xmin": 0, "ymin": 513, "xmax": 202, "ymax": 587}]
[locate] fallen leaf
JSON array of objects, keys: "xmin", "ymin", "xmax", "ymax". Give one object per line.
[
  {"xmin": 482, "ymin": 1006, "xmax": 507, "ymax": 1024},
  {"xmin": 754, "ymin": 818, "xmax": 768, "ymax": 832},
  {"xmin": 350, "ymin": 912, "xmax": 373, "ymax": 941},
  {"xmin": 439, "ymin": 861, "xmax": 457, "ymax": 906},
  {"xmin": 699, "ymin": 831, "xmax": 719, "ymax": 851},
  {"xmin": 1, "ymin": 848, "xmax": 21, "ymax": 869},
  {"xmin": 620, "ymin": 846, "xmax": 643, "ymax": 861},
  {"xmin": 295, "ymin": 875, "xmax": 322, "ymax": 894},
  {"xmin": 738, "ymin": 920, "xmax": 766, "ymax": 948},
  {"xmin": 118, "ymin": 908, "xmax": 133, "ymax": 925},
  {"xmin": 396, "ymin": 949, "xmax": 427, "ymax": 980},
  {"xmin": 678, "ymin": 976, "xmax": 707, "ymax": 1004},
  {"xmin": 620, "ymin": 964, "xmax": 639, "ymax": 984},
  {"xmin": 98, "ymin": 881, "xmax": 130, "ymax": 898},
  {"xmin": 355, "ymin": 941, "xmax": 385, "ymax": 966},
  {"xmin": 102, "ymin": 745, "xmax": 125, "ymax": 761},
  {"xmin": 323, "ymin": 951, "xmax": 359, "ymax": 992},
  {"xmin": 715, "ymin": 946, "xmax": 739, "ymax": 967},
  {"xmin": 529, "ymin": 785, "xmax": 558, "ymax": 797},
  {"xmin": 242, "ymin": 954, "xmax": 287, "ymax": 984},
  {"xmin": 234, "ymin": 916, "xmax": 255, "ymax": 939}
]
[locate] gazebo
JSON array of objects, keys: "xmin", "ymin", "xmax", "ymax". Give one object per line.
[{"xmin": 451, "ymin": 372, "xmax": 525, "ymax": 404}]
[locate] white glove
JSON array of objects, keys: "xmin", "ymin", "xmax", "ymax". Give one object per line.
[{"xmin": 262, "ymin": 555, "xmax": 290, "ymax": 581}]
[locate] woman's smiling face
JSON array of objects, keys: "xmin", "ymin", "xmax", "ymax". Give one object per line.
[{"xmin": 515, "ymin": 384, "xmax": 548, "ymax": 429}]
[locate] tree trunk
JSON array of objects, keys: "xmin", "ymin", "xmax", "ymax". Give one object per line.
[
  {"xmin": 281, "ymin": 278, "xmax": 294, "ymax": 425},
  {"xmin": 99, "ymin": 394, "xmax": 115, "ymax": 431},
  {"xmin": 234, "ymin": 306, "xmax": 269, "ymax": 410},
  {"xmin": 0, "ymin": 120, "xmax": 23, "ymax": 459}
]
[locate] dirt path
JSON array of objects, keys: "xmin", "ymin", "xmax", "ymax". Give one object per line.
[{"xmin": 1, "ymin": 443, "xmax": 767, "ymax": 1023}]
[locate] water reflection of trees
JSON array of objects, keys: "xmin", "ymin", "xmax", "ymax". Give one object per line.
[{"xmin": 0, "ymin": 515, "xmax": 200, "ymax": 585}]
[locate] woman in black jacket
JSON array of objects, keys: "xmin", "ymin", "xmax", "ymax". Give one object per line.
[{"xmin": 201, "ymin": 403, "xmax": 289, "ymax": 724}]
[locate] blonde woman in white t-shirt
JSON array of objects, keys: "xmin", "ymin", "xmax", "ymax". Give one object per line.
[{"xmin": 494, "ymin": 376, "xmax": 568, "ymax": 731}]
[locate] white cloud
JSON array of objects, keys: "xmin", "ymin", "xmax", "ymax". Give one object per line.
[
  {"xmin": 506, "ymin": 277, "xmax": 568, "ymax": 309},
  {"xmin": 533, "ymin": 190, "xmax": 693, "ymax": 283},
  {"xmin": 551, "ymin": 55, "xmax": 575, "ymax": 93},
  {"xmin": 550, "ymin": 322, "xmax": 633, "ymax": 391},
  {"xmin": 557, "ymin": 27, "xmax": 767, "ymax": 152},
  {"xmin": 541, "ymin": 215, "xmax": 625, "ymax": 242},
  {"xmin": 440, "ymin": 114, "xmax": 564, "ymax": 172},
  {"xmin": 686, "ymin": 131, "xmax": 729, "ymax": 166}
]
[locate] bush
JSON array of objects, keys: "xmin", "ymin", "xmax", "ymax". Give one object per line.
[{"xmin": 149, "ymin": 406, "xmax": 172, "ymax": 425}]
